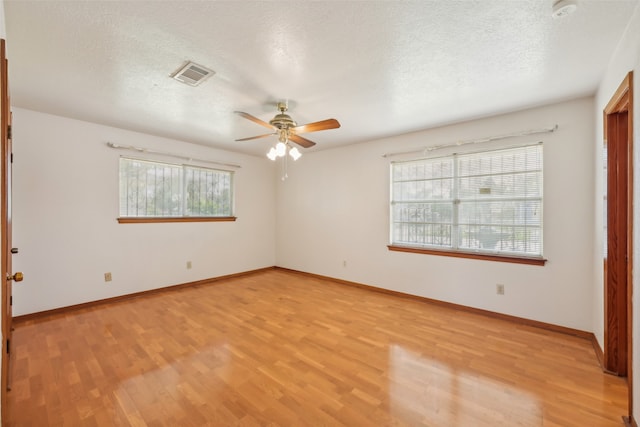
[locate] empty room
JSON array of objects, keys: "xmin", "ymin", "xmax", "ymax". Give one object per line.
[{"xmin": 0, "ymin": 0, "xmax": 639, "ymax": 426}]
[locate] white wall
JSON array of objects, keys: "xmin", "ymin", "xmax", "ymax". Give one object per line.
[
  {"xmin": 276, "ymin": 97, "xmax": 595, "ymax": 331},
  {"xmin": 10, "ymin": 108, "xmax": 277, "ymax": 316},
  {"xmin": 594, "ymin": 2, "xmax": 640, "ymax": 423},
  {"xmin": 0, "ymin": 0, "xmax": 4, "ymax": 40}
]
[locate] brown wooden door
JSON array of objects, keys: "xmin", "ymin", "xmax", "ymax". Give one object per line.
[
  {"xmin": 605, "ymin": 109, "xmax": 629, "ymax": 376},
  {"xmin": 0, "ymin": 37, "xmax": 15, "ymax": 423}
]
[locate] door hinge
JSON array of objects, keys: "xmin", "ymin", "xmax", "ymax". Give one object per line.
[
  {"xmin": 10, "ymin": 295, "xmax": 12, "ymax": 306},
  {"xmin": 7, "ymin": 125, "xmax": 11, "ymax": 140},
  {"xmin": 5, "ymin": 339, "xmax": 9, "ymax": 354},
  {"xmin": 10, "ymin": 152, "xmax": 13, "ymax": 163}
]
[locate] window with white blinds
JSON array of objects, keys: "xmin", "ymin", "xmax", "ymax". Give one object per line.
[
  {"xmin": 391, "ymin": 144, "xmax": 543, "ymax": 257},
  {"xmin": 119, "ymin": 157, "xmax": 233, "ymax": 217}
]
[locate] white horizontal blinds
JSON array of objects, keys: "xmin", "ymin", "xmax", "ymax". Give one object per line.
[
  {"xmin": 391, "ymin": 157, "xmax": 455, "ymax": 248},
  {"xmin": 184, "ymin": 166, "xmax": 233, "ymax": 216},
  {"xmin": 119, "ymin": 158, "xmax": 182, "ymax": 217},
  {"xmin": 119, "ymin": 157, "xmax": 234, "ymax": 217},
  {"xmin": 456, "ymin": 145, "xmax": 543, "ymax": 255},
  {"xmin": 390, "ymin": 144, "xmax": 543, "ymax": 256}
]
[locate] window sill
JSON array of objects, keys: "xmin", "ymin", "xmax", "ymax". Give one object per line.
[
  {"xmin": 387, "ymin": 245, "xmax": 547, "ymax": 266},
  {"xmin": 117, "ymin": 217, "xmax": 237, "ymax": 224}
]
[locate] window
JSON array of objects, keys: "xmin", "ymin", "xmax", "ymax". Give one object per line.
[
  {"xmin": 390, "ymin": 144, "xmax": 543, "ymax": 261},
  {"xmin": 118, "ymin": 157, "xmax": 234, "ymax": 222}
]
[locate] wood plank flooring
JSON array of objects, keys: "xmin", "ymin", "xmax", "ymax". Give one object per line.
[{"xmin": 6, "ymin": 269, "xmax": 627, "ymax": 426}]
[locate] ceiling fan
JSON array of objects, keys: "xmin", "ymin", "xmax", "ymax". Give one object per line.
[{"xmin": 234, "ymin": 102, "xmax": 341, "ymax": 152}]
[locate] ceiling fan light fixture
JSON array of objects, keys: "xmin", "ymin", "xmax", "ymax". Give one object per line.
[
  {"xmin": 267, "ymin": 147, "xmax": 277, "ymax": 161},
  {"xmin": 275, "ymin": 142, "xmax": 287, "ymax": 157},
  {"xmin": 289, "ymin": 147, "xmax": 302, "ymax": 161}
]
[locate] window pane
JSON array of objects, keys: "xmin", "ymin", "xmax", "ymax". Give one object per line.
[
  {"xmin": 119, "ymin": 158, "xmax": 233, "ymax": 218},
  {"xmin": 391, "ymin": 202, "xmax": 453, "ymax": 247},
  {"xmin": 184, "ymin": 166, "xmax": 232, "ymax": 216},
  {"xmin": 456, "ymin": 145, "xmax": 542, "ymax": 255},
  {"xmin": 459, "ymin": 225, "xmax": 541, "ymax": 255},
  {"xmin": 119, "ymin": 158, "xmax": 182, "ymax": 217},
  {"xmin": 390, "ymin": 144, "xmax": 543, "ymax": 257},
  {"xmin": 391, "ymin": 156, "xmax": 455, "ymax": 249},
  {"xmin": 458, "ymin": 200, "xmax": 542, "ymax": 227}
]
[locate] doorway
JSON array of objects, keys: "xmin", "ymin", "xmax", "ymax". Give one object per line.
[
  {"xmin": 603, "ymin": 71, "xmax": 634, "ymax": 422},
  {"xmin": 0, "ymin": 38, "xmax": 14, "ymax": 423}
]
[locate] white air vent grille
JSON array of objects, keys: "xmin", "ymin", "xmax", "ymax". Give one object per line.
[{"xmin": 171, "ymin": 61, "xmax": 215, "ymax": 86}]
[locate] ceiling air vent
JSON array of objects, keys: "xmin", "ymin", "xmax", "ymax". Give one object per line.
[{"xmin": 170, "ymin": 61, "xmax": 215, "ymax": 86}]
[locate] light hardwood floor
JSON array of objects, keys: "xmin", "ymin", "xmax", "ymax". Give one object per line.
[{"xmin": 6, "ymin": 269, "xmax": 628, "ymax": 426}]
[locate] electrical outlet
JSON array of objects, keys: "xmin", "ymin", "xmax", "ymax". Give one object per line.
[
  {"xmin": 187, "ymin": 261, "xmax": 192, "ymax": 269},
  {"xmin": 104, "ymin": 272, "xmax": 112, "ymax": 282},
  {"xmin": 496, "ymin": 284, "xmax": 505, "ymax": 295}
]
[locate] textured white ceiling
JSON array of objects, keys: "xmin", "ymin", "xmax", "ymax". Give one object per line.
[{"xmin": 4, "ymin": 1, "xmax": 638, "ymax": 156}]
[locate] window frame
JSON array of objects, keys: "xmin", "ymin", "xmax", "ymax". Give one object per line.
[
  {"xmin": 117, "ymin": 156, "xmax": 236, "ymax": 223},
  {"xmin": 388, "ymin": 144, "xmax": 546, "ymax": 265}
]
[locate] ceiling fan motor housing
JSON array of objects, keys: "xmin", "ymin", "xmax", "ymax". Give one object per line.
[{"xmin": 269, "ymin": 113, "xmax": 296, "ymax": 129}]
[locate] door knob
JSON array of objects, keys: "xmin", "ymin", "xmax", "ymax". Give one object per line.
[{"xmin": 7, "ymin": 272, "xmax": 23, "ymax": 282}]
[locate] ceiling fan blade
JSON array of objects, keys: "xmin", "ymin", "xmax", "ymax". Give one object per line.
[
  {"xmin": 235, "ymin": 133, "xmax": 276, "ymax": 142},
  {"xmin": 289, "ymin": 134, "xmax": 316, "ymax": 148},
  {"xmin": 234, "ymin": 111, "xmax": 276, "ymax": 130},
  {"xmin": 291, "ymin": 118, "xmax": 340, "ymax": 134}
]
